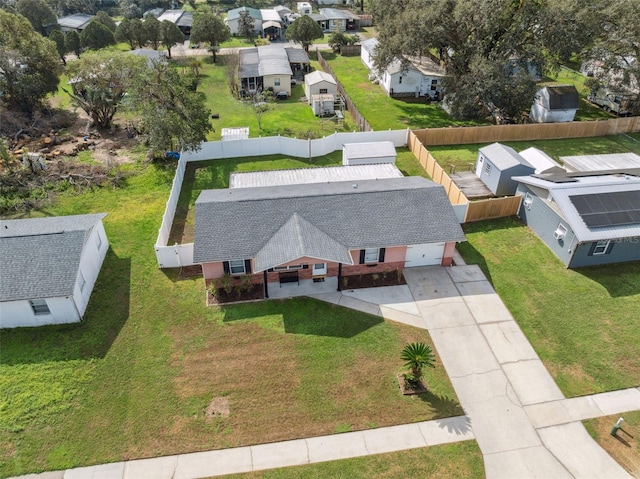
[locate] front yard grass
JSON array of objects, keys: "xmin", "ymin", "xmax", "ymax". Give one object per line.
[
  {"xmin": 458, "ymin": 217, "xmax": 640, "ymax": 397},
  {"xmin": 584, "ymin": 411, "xmax": 640, "ymax": 477},
  {"xmin": 0, "ymin": 162, "xmax": 463, "ymax": 478},
  {"xmin": 218, "ymin": 440, "xmax": 485, "ymax": 478},
  {"xmin": 425, "ymin": 134, "xmax": 640, "ymax": 173},
  {"xmin": 320, "ymin": 52, "xmax": 484, "ymax": 131}
]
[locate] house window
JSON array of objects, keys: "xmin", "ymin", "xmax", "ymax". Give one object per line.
[
  {"xmin": 273, "ymin": 264, "xmax": 303, "ymax": 271},
  {"xmin": 274, "ymin": 78, "xmax": 280, "ymax": 86},
  {"xmin": 484, "ymin": 162, "xmax": 492, "ymax": 175},
  {"xmin": 592, "ymin": 240, "xmax": 610, "ymax": 255},
  {"xmin": 364, "ymin": 248, "xmax": 379, "ymax": 263},
  {"xmin": 78, "ymin": 271, "xmax": 86, "ymax": 292},
  {"xmin": 95, "ymin": 232, "xmax": 102, "ymax": 250},
  {"xmin": 319, "ymin": 88, "xmax": 328, "ymax": 94},
  {"xmin": 431, "ymin": 79, "xmax": 438, "ymax": 85},
  {"xmin": 30, "ymin": 299, "xmax": 50, "ymax": 315},
  {"xmin": 229, "ymin": 260, "xmax": 246, "ymax": 275}
]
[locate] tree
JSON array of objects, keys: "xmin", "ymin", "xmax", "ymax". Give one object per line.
[
  {"xmin": 15, "ymin": 0, "xmax": 57, "ymax": 36},
  {"xmin": 159, "ymin": 20, "xmax": 184, "ymax": 59},
  {"xmin": 49, "ymin": 29, "xmax": 67, "ymax": 65},
  {"xmin": 250, "ymin": 90, "xmax": 273, "ymax": 129},
  {"xmin": 129, "ymin": 61, "xmax": 212, "ymax": 153},
  {"xmin": 115, "ymin": 17, "xmax": 138, "ymax": 50},
  {"xmin": 190, "ymin": 11, "xmax": 230, "ymax": 63},
  {"xmin": 65, "ymin": 30, "xmax": 81, "ymax": 57},
  {"xmin": 328, "ymin": 32, "xmax": 358, "ymax": 53},
  {"xmin": 237, "ymin": 10, "xmax": 255, "ymax": 39},
  {"xmin": 94, "ymin": 10, "xmax": 116, "ymax": 33},
  {"xmin": 401, "ymin": 342, "xmax": 435, "ymax": 386},
  {"xmin": 285, "ymin": 15, "xmax": 323, "ymax": 53},
  {"xmin": 370, "ymin": 0, "xmax": 595, "ymax": 121},
  {"xmin": 65, "ymin": 51, "xmax": 146, "ymax": 128},
  {"xmin": 80, "ymin": 19, "xmax": 116, "ymax": 50},
  {"xmin": 583, "ymin": 0, "xmax": 640, "ymax": 98},
  {"xmin": 0, "ymin": 10, "xmax": 60, "ymax": 112},
  {"xmin": 143, "ymin": 15, "xmax": 161, "ymax": 50}
]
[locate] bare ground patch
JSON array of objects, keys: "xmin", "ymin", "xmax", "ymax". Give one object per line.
[{"xmin": 585, "ymin": 413, "xmax": 640, "ymax": 477}]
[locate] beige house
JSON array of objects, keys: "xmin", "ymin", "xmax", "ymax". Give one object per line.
[{"xmin": 239, "ymin": 45, "xmax": 310, "ymax": 97}]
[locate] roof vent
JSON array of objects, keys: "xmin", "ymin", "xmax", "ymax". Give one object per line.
[{"xmin": 352, "ymin": 184, "xmax": 358, "ymax": 189}]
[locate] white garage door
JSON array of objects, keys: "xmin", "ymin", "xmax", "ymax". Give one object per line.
[{"xmin": 404, "ymin": 243, "xmax": 445, "ymax": 267}]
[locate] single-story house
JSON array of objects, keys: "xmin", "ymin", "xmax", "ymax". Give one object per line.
[
  {"xmin": 296, "ymin": 2, "xmax": 312, "ymax": 14},
  {"xmin": 157, "ymin": 9, "xmax": 192, "ymax": 35},
  {"xmin": 193, "ymin": 176, "xmax": 465, "ymax": 297},
  {"xmin": 559, "ymin": 152, "xmax": 640, "ymax": 173},
  {"xmin": 530, "ymin": 85, "xmax": 579, "ymax": 123},
  {"xmin": 311, "ymin": 8, "xmax": 356, "ymax": 32},
  {"xmin": 225, "ymin": 6, "xmax": 262, "ymax": 35},
  {"xmin": 0, "ymin": 214, "xmax": 109, "ymax": 328},
  {"xmin": 274, "ymin": 5, "xmax": 292, "ymax": 20},
  {"xmin": 361, "ymin": 38, "xmax": 445, "ymax": 99},
  {"xmin": 515, "ymin": 171, "xmax": 640, "ymax": 268},
  {"xmin": 519, "ymin": 147, "xmax": 562, "ymax": 174},
  {"xmin": 343, "ymin": 141, "xmax": 396, "ymax": 166},
  {"xmin": 475, "ymin": 142, "xmax": 535, "ymax": 196},
  {"xmin": 304, "ymin": 71, "xmax": 338, "ymax": 115},
  {"xmin": 261, "ymin": 8, "xmax": 283, "ymax": 39},
  {"xmin": 57, "ymin": 13, "xmax": 94, "ymax": 32},
  {"xmin": 239, "ymin": 45, "xmax": 309, "ymax": 96}
]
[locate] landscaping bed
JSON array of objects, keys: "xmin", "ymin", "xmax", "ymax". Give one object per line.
[{"xmin": 342, "ymin": 270, "xmax": 406, "ymax": 290}]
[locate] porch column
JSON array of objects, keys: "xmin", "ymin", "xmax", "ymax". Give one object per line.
[
  {"xmin": 263, "ymin": 270, "xmax": 269, "ymax": 298},
  {"xmin": 337, "ymin": 263, "xmax": 342, "ymax": 292}
]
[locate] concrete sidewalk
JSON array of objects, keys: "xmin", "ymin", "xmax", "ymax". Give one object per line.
[{"xmin": 9, "ymin": 416, "xmax": 474, "ymax": 479}]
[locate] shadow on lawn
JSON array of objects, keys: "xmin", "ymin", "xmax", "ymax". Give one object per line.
[
  {"xmin": 455, "ymin": 241, "xmax": 494, "ymax": 286},
  {"xmin": 576, "ymin": 261, "xmax": 640, "ymax": 298},
  {"xmin": 220, "ymin": 297, "xmax": 384, "ymax": 338},
  {"xmin": 0, "ymin": 249, "xmax": 131, "ymax": 365}
]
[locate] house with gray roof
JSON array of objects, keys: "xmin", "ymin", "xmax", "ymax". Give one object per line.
[
  {"xmin": 514, "ymin": 171, "xmax": 640, "ymax": 267},
  {"xmin": 157, "ymin": 9, "xmax": 192, "ymax": 35},
  {"xmin": 225, "ymin": 6, "xmax": 263, "ymax": 36},
  {"xmin": 193, "ymin": 176, "xmax": 465, "ymax": 298},
  {"xmin": 239, "ymin": 45, "xmax": 309, "ymax": 96},
  {"xmin": 0, "ymin": 214, "xmax": 108, "ymax": 328},
  {"xmin": 475, "ymin": 142, "xmax": 535, "ymax": 196}
]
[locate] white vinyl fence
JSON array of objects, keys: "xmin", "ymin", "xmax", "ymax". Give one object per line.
[{"xmin": 155, "ymin": 130, "xmax": 410, "ymax": 268}]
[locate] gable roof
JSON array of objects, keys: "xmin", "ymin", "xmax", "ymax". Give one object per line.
[
  {"xmin": 514, "ymin": 173, "xmax": 640, "ymax": 242},
  {"xmin": 57, "ymin": 13, "xmax": 94, "ymax": 30},
  {"xmin": 0, "ymin": 214, "xmax": 106, "ymax": 302},
  {"xmin": 536, "ymin": 85, "xmax": 579, "ymax": 110},
  {"xmin": 239, "ymin": 45, "xmax": 308, "ymax": 79},
  {"xmin": 480, "ymin": 142, "xmax": 533, "ymax": 170},
  {"xmin": 305, "ymin": 70, "xmax": 337, "ymax": 86},
  {"xmin": 519, "ymin": 147, "xmax": 561, "ymax": 174},
  {"xmin": 193, "ymin": 177, "xmax": 465, "ymax": 268}
]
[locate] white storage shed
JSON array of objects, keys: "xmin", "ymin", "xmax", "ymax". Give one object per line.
[{"xmin": 342, "ymin": 141, "xmax": 397, "ymax": 166}]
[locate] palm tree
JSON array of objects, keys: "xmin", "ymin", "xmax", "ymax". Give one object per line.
[{"xmin": 401, "ymin": 342, "xmax": 436, "ymax": 385}]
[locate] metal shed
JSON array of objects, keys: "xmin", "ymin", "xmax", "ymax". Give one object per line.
[{"xmin": 342, "ymin": 141, "xmax": 396, "ymax": 166}]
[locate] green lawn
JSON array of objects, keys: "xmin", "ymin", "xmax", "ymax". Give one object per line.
[
  {"xmin": 542, "ymin": 66, "xmax": 613, "ymax": 121},
  {"xmin": 195, "ymin": 56, "xmax": 356, "ymax": 140},
  {"xmin": 425, "ymin": 134, "xmax": 640, "ymax": 173},
  {"xmin": 320, "ymin": 52, "xmax": 485, "ymax": 131},
  {"xmin": 0, "ymin": 160, "xmax": 463, "ymax": 477},
  {"xmin": 458, "ymin": 217, "xmax": 640, "ymax": 397},
  {"xmin": 218, "ymin": 441, "xmax": 485, "ymax": 478}
]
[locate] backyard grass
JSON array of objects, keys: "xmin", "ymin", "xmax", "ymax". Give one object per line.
[
  {"xmin": 195, "ymin": 56, "xmax": 356, "ymax": 141},
  {"xmin": 217, "ymin": 440, "xmax": 485, "ymax": 478},
  {"xmin": 0, "ymin": 161, "xmax": 463, "ymax": 477},
  {"xmin": 458, "ymin": 217, "xmax": 640, "ymax": 397},
  {"xmin": 425, "ymin": 134, "xmax": 640, "ymax": 173},
  {"xmin": 320, "ymin": 52, "xmax": 484, "ymax": 131},
  {"xmin": 584, "ymin": 412, "xmax": 640, "ymax": 477}
]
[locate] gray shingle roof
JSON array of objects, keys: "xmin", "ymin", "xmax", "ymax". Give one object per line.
[
  {"xmin": 193, "ymin": 177, "xmax": 465, "ymax": 267},
  {"xmin": 0, "ymin": 214, "xmax": 106, "ymax": 302}
]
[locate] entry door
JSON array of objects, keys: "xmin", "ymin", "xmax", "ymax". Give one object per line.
[
  {"xmin": 475, "ymin": 155, "xmax": 484, "ymax": 177},
  {"xmin": 312, "ymin": 263, "xmax": 327, "ymax": 275}
]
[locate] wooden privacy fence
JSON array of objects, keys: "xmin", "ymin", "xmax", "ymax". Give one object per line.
[
  {"xmin": 464, "ymin": 196, "xmax": 522, "ymax": 223},
  {"xmin": 317, "ymin": 50, "xmax": 372, "ymax": 132},
  {"xmin": 408, "ymin": 130, "xmax": 523, "ymax": 223},
  {"xmin": 413, "ymin": 116, "xmax": 640, "ymax": 146}
]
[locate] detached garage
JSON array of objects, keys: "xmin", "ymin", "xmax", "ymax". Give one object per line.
[{"xmin": 343, "ymin": 141, "xmax": 397, "ymax": 166}]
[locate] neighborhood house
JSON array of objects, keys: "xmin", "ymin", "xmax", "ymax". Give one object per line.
[
  {"xmin": 193, "ymin": 176, "xmax": 465, "ymax": 298},
  {"xmin": 0, "ymin": 214, "xmax": 109, "ymax": 328},
  {"xmin": 239, "ymin": 45, "xmax": 310, "ymax": 97}
]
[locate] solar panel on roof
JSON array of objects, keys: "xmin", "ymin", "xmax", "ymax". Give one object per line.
[{"xmin": 570, "ymin": 190, "xmax": 640, "ymax": 228}]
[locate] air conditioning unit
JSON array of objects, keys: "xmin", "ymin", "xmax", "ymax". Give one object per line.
[{"xmin": 553, "ymin": 228, "xmax": 565, "ymax": 240}]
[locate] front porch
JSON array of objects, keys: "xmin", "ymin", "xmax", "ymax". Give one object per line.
[{"xmin": 267, "ymin": 276, "xmax": 339, "ymax": 299}]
